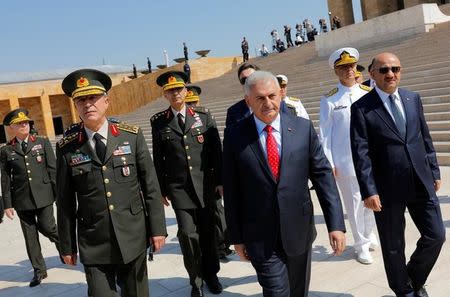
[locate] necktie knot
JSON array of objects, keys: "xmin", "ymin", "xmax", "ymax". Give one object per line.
[
  {"xmin": 264, "ymin": 125, "xmax": 273, "ymax": 133},
  {"xmin": 389, "ymin": 94, "xmax": 396, "ymax": 103},
  {"xmin": 93, "ymin": 133, "xmax": 103, "ymax": 142},
  {"xmin": 21, "ymin": 141, "xmax": 27, "ymax": 153},
  {"xmin": 94, "ymin": 133, "xmax": 106, "ymax": 162}
]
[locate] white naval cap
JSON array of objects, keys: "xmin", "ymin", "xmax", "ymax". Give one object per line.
[
  {"xmin": 276, "ymin": 74, "xmax": 288, "ymax": 86},
  {"xmin": 328, "ymin": 47, "xmax": 359, "ymax": 69}
]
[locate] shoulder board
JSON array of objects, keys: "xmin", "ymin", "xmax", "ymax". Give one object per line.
[
  {"xmin": 0, "ymin": 143, "xmax": 5, "ymax": 149},
  {"xmin": 285, "ymin": 103, "xmax": 297, "ymax": 116},
  {"xmin": 116, "ymin": 122, "xmax": 139, "ymax": 134},
  {"xmin": 193, "ymin": 107, "xmax": 208, "ymax": 114},
  {"xmin": 288, "ymin": 96, "xmax": 301, "ymax": 102},
  {"xmin": 63, "ymin": 122, "xmax": 83, "ymax": 137},
  {"xmin": 359, "ymin": 84, "xmax": 372, "ymax": 92},
  {"xmin": 151, "ymin": 110, "xmax": 169, "ymax": 123},
  {"xmin": 36, "ymin": 135, "xmax": 47, "ymax": 139},
  {"xmin": 325, "ymin": 88, "xmax": 338, "ymax": 98},
  {"xmin": 57, "ymin": 132, "xmax": 79, "ymax": 148},
  {"xmin": 108, "ymin": 117, "xmax": 120, "ymax": 124}
]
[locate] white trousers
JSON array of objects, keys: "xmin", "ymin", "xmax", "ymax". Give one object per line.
[{"xmin": 335, "ymin": 175, "xmax": 377, "ymax": 253}]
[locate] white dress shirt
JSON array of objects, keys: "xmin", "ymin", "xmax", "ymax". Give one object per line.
[
  {"xmin": 375, "ymin": 86, "xmax": 405, "ymax": 122},
  {"xmin": 253, "ymin": 113, "xmax": 282, "ymax": 160},
  {"xmin": 85, "ymin": 119, "xmax": 109, "ymax": 150},
  {"xmin": 171, "ymin": 106, "xmax": 187, "ymax": 123}
]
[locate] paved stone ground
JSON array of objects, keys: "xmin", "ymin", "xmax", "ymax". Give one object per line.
[{"xmin": 1, "ymin": 168, "xmax": 449, "ymax": 297}]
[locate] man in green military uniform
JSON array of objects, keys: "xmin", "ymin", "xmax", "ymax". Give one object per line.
[
  {"xmin": 57, "ymin": 69, "xmax": 167, "ymax": 297},
  {"xmin": 185, "ymin": 85, "xmax": 234, "ymax": 261},
  {"xmin": 151, "ymin": 71, "xmax": 223, "ymax": 297},
  {"xmin": 0, "ymin": 108, "xmax": 59, "ymax": 287}
]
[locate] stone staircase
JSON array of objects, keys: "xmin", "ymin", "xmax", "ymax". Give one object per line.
[{"xmin": 111, "ymin": 16, "xmax": 450, "ymax": 165}]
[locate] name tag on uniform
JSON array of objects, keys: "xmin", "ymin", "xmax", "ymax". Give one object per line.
[
  {"xmin": 113, "ymin": 145, "xmax": 131, "ymax": 156},
  {"xmin": 32, "ymin": 144, "xmax": 43, "ymax": 151},
  {"xmin": 70, "ymin": 153, "xmax": 92, "ymax": 166},
  {"xmin": 334, "ymin": 105, "xmax": 347, "ymax": 110},
  {"xmin": 191, "ymin": 117, "xmax": 203, "ymax": 129}
]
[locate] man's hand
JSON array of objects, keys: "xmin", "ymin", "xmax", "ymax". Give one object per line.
[
  {"xmin": 329, "ymin": 231, "xmax": 346, "ymax": 256},
  {"xmin": 234, "ymin": 244, "xmax": 250, "ymax": 261},
  {"xmin": 364, "ymin": 195, "xmax": 382, "ymax": 212},
  {"xmin": 215, "ymin": 185, "xmax": 224, "ymax": 198},
  {"xmin": 162, "ymin": 196, "xmax": 170, "ymax": 207},
  {"xmin": 151, "ymin": 236, "xmax": 166, "ymax": 253},
  {"xmin": 434, "ymin": 180, "xmax": 441, "ymax": 192},
  {"xmin": 5, "ymin": 208, "xmax": 15, "ymax": 220},
  {"xmin": 62, "ymin": 254, "xmax": 77, "ymax": 266}
]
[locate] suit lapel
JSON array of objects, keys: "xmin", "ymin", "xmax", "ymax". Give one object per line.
[
  {"xmin": 184, "ymin": 109, "xmax": 195, "ymax": 134},
  {"xmin": 12, "ymin": 141, "xmax": 24, "ymax": 156},
  {"xmin": 398, "ymin": 89, "xmax": 413, "ymax": 141},
  {"xmin": 246, "ymin": 117, "xmax": 277, "ymax": 184},
  {"xmin": 167, "ymin": 108, "xmax": 183, "ymax": 135},
  {"xmin": 372, "ymin": 90, "xmax": 405, "ymax": 141},
  {"xmin": 104, "ymin": 125, "xmax": 120, "ymax": 163},
  {"xmin": 279, "ymin": 114, "xmax": 294, "ymax": 182}
]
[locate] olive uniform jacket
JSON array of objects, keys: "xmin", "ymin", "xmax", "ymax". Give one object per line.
[
  {"xmin": 56, "ymin": 121, "xmax": 166, "ymax": 265},
  {"xmin": 1, "ymin": 135, "xmax": 56, "ymax": 211},
  {"xmin": 151, "ymin": 106, "xmax": 222, "ymax": 210}
]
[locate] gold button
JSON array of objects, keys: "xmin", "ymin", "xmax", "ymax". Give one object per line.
[
  {"xmin": 109, "ymin": 205, "xmax": 114, "ymax": 211},
  {"xmin": 185, "ymin": 145, "xmax": 189, "ymax": 150},
  {"xmin": 25, "ymin": 156, "xmax": 28, "ymax": 159},
  {"xmin": 121, "ymin": 157, "xmax": 126, "ymax": 161},
  {"xmin": 187, "ymin": 156, "xmax": 191, "ymax": 160},
  {"xmin": 189, "ymin": 166, "xmax": 193, "ymax": 170},
  {"xmin": 102, "ymin": 166, "xmax": 107, "ymax": 171},
  {"xmin": 106, "ymin": 192, "xmax": 112, "ymax": 198},
  {"xmin": 26, "ymin": 163, "xmax": 30, "ymax": 166},
  {"xmin": 183, "ymin": 135, "xmax": 187, "ymax": 139},
  {"xmin": 28, "ymin": 177, "xmax": 32, "ymax": 181},
  {"xmin": 27, "ymin": 170, "xmax": 31, "ymax": 173},
  {"xmin": 79, "ymin": 170, "xmax": 83, "ymax": 174},
  {"xmin": 123, "ymin": 162, "xmax": 127, "ymax": 165},
  {"xmin": 104, "ymin": 178, "xmax": 110, "ymax": 184}
]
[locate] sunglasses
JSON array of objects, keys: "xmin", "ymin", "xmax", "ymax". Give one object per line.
[
  {"xmin": 239, "ymin": 76, "xmax": 248, "ymax": 85},
  {"xmin": 376, "ymin": 66, "xmax": 401, "ymax": 74}
]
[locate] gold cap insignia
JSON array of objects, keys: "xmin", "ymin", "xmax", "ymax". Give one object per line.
[
  {"xmin": 17, "ymin": 112, "xmax": 27, "ymax": 120},
  {"xmin": 168, "ymin": 76, "xmax": 177, "ymax": 84},
  {"xmin": 187, "ymin": 90, "xmax": 194, "ymax": 96},
  {"xmin": 77, "ymin": 77, "xmax": 90, "ymax": 88}
]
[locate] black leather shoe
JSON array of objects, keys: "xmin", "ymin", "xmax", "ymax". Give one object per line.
[
  {"xmin": 414, "ymin": 287, "xmax": 429, "ymax": 297},
  {"xmin": 191, "ymin": 286, "xmax": 204, "ymax": 297},
  {"xmin": 29, "ymin": 272, "xmax": 47, "ymax": 287},
  {"xmin": 205, "ymin": 276, "xmax": 223, "ymax": 294}
]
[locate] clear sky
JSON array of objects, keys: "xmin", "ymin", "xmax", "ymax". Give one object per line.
[{"xmin": 0, "ymin": 0, "xmax": 362, "ymax": 74}]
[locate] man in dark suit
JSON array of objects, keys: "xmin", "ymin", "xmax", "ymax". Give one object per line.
[
  {"xmin": 0, "ymin": 108, "xmax": 59, "ymax": 287},
  {"xmin": 57, "ymin": 69, "xmax": 167, "ymax": 297},
  {"xmin": 151, "ymin": 71, "xmax": 223, "ymax": 297},
  {"xmin": 225, "ymin": 62, "xmax": 259, "ymax": 127},
  {"xmin": 350, "ymin": 52, "xmax": 446, "ymax": 297},
  {"xmin": 223, "ymin": 71, "xmax": 346, "ymax": 297}
]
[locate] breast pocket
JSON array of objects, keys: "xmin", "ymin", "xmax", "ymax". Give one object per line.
[
  {"xmin": 160, "ymin": 128, "xmax": 173, "ymax": 142},
  {"xmin": 191, "ymin": 127, "xmax": 206, "ymax": 145},
  {"xmin": 113, "ymin": 155, "xmax": 136, "ymax": 183},
  {"xmin": 71, "ymin": 163, "xmax": 92, "ymax": 177}
]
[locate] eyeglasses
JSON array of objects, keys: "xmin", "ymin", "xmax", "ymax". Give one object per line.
[
  {"xmin": 239, "ymin": 76, "xmax": 248, "ymax": 85},
  {"xmin": 375, "ymin": 66, "xmax": 401, "ymax": 74}
]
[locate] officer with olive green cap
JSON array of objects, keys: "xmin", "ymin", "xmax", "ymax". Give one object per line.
[
  {"xmin": 151, "ymin": 71, "xmax": 223, "ymax": 297},
  {"xmin": 57, "ymin": 68, "xmax": 167, "ymax": 297},
  {"xmin": 1, "ymin": 108, "xmax": 59, "ymax": 287}
]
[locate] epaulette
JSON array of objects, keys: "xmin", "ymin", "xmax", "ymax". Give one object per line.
[
  {"xmin": 57, "ymin": 132, "xmax": 79, "ymax": 148},
  {"xmin": 325, "ymin": 88, "xmax": 338, "ymax": 98},
  {"xmin": 35, "ymin": 135, "xmax": 47, "ymax": 139},
  {"xmin": 58, "ymin": 123, "xmax": 83, "ymax": 147},
  {"xmin": 151, "ymin": 110, "xmax": 169, "ymax": 123},
  {"xmin": 193, "ymin": 106, "xmax": 208, "ymax": 114},
  {"xmin": 116, "ymin": 122, "xmax": 139, "ymax": 134},
  {"xmin": 288, "ymin": 96, "xmax": 301, "ymax": 102},
  {"xmin": 63, "ymin": 122, "xmax": 83, "ymax": 137},
  {"xmin": 359, "ymin": 84, "xmax": 372, "ymax": 92}
]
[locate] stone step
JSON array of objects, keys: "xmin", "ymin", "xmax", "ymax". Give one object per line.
[
  {"xmin": 437, "ymin": 153, "xmax": 450, "ymax": 166},
  {"xmin": 428, "ymin": 121, "xmax": 450, "ymax": 131},
  {"xmin": 431, "ymin": 131, "xmax": 450, "ymax": 142},
  {"xmin": 434, "ymin": 142, "xmax": 450, "ymax": 152}
]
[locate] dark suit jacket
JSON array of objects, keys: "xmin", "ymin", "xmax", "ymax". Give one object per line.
[
  {"xmin": 223, "ymin": 112, "xmax": 345, "ymax": 261},
  {"xmin": 1, "ymin": 135, "xmax": 56, "ymax": 211},
  {"xmin": 151, "ymin": 107, "xmax": 222, "ymax": 209},
  {"xmin": 56, "ymin": 121, "xmax": 166, "ymax": 265},
  {"xmin": 350, "ymin": 88, "xmax": 440, "ymax": 204},
  {"xmin": 225, "ymin": 99, "xmax": 250, "ymax": 127}
]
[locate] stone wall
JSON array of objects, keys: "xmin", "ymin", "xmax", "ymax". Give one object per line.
[{"xmin": 327, "ymin": 0, "xmax": 355, "ymax": 27}]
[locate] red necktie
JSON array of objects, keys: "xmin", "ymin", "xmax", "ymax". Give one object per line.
[{"xmin": 264, "ymin": 125, "xmax": 280, "ymax": 181}]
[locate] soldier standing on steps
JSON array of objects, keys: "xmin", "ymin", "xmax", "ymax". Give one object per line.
[
  {"xmin": 1, "ymin": 108, "xmax": 60, "ymax": 287},
  {"xmin": 151, "ymin": 71, "xmax": 223, "ymax": 297},
  {"xmin": 57, "ymin": 69, "xmax": 167, "ymax": 297}
]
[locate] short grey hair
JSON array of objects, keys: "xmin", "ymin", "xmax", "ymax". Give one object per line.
[{"xmin": 244, "ymin": 71, "xmax": 280, "ymax": 95}]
